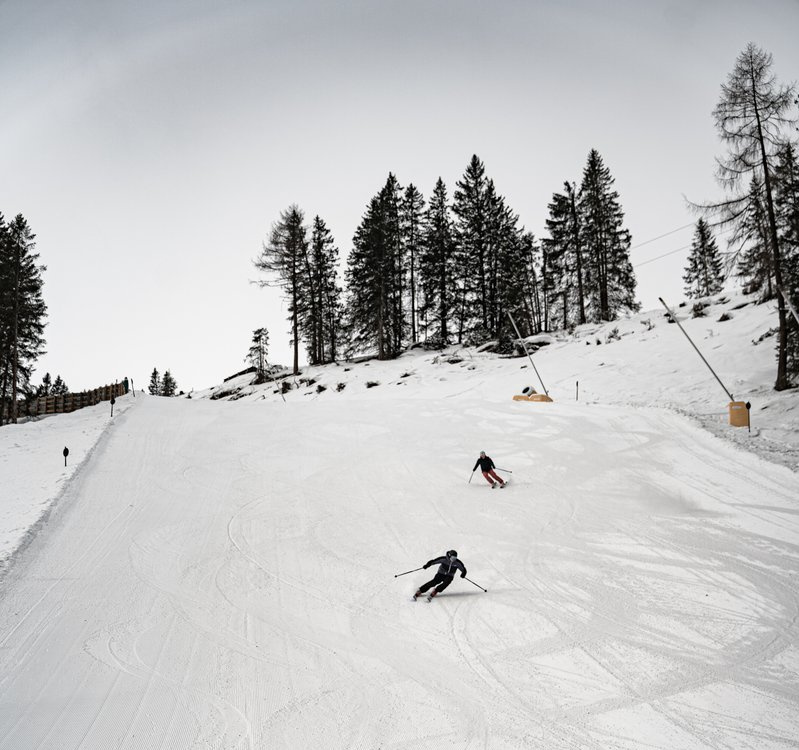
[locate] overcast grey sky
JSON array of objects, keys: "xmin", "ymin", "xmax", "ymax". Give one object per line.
[{"xmin": 1, "ymin": 0, "xmax": 797, "ymax": 391}]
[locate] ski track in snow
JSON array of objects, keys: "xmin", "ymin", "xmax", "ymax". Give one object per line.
[{"xmin": 1, "ymin": 386, "xmax": 798, "ymax": 749}]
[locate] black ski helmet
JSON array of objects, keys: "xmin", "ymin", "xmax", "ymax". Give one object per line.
[{"xmin": 447, "ymin": 549, "xmax": 458, "ymax": 558}]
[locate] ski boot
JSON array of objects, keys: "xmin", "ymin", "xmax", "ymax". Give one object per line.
[{"xmin": 426, "ymin": 590, "xmax": 438, "ymax": 603}]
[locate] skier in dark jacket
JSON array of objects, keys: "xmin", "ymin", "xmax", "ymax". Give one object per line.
[
  {"xmin": 413, "ymin": 550, "xmax": 467, "ymax": 600},
  {"xmin": 473, "ymin": 450, "xmax": 505, "ymax": 487}
]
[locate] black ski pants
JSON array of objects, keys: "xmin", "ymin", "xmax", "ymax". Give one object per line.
[{"xmin": 418, "ymin": 572, "xmax": 454, "ymax": 594}]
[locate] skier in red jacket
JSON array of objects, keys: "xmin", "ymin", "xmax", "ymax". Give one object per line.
[{"xmin": 473, "ymin": 451, "xmax": 506, "ymax": 488}]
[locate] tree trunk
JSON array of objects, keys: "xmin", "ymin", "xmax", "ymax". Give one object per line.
[
  {"xmin": 11, "ymin": 242, "xmax": 20, "ymax": 423},
  {"xmin": 751, "ymin": 73, "xmax": 789, "ymax": 388},
  {"xmin": 569, "ymin": 189, "xmax": 587, "ymax": 325}
]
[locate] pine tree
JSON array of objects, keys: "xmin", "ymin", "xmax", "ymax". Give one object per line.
[
  {"xmin": 704, "ymin": 43, "xmax": 797, "ymax": 390},
  {"xmin": 344, "ymin": 176, "xmax": 406, "ymax": 359},
  {"xmin": 161, "ymin": 370, "xmax": 177, "ymax": 397},
  {"xmin": 305, "ymin": 216, "xmax": 342, "ymax": 364},
  {"xmin": 319, "ymin": 231, "xmax": 343, "ymax": 363},
  {"xmin": 383, "ymin": 174, "xmax": 406, "ymax": 355},
  {"xmin": 773, "ymin": 142, "xmax": 799, "ymax": 380},
  {"xmin": 419, "ymin": 178, "xmax": 456, "ymax": 345},
  {"xmin": 683, "ymin": 219, "xmax": 724, "ymax": 299},
  {"xmin": 254, "ymin": 205, "xmax": 309, "ymax": 375},
  {"xmin": 247, "ymin": 327, "xmax": 270, "ymax": 382},
  {"xmin": 733, "ymin": 178, "xmax": 773, "ymax": 297},
  {"xmin": 453, "ymin": 155, "xmax": 489, "ymax": 340},
  {"xmin": 401, "ymin": 184, "xmax": 425, "ymax": 343},
  {"xmin": 38, "ymin": 372, "xmax": 52, "ymax": 397},
  {"xmin": 52, "ymin": 374, "xmax": 68, "ymax": 396},
  {"xmin": 493, "ymin": 198, "xmax": 531, "ymax": 344},
  {"xmin": 578, "ymin": 150, "xmax": 637, "ymax": 322},
  {"xmin": 0, "ymin": 214, "xmax": 47, "ymax": 424},
  {"xmin": 543, "ymin": 191, "xmax": 571, "ymax": 330},
  {"xmin": 518, "ymin": 232, "xmax": 544, "ymax": 335},
  {"xmin": 148, "ymin": 368, "xmax": 161, "ymax": 396},
  {"xmin": 544, "ymin": 182, "xmax": 587, "ymax": 329}
]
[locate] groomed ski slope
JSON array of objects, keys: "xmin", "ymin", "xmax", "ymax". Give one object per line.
[{"xmin": 1, "ymin": 382, "xmax": 798, "ymax": 749}]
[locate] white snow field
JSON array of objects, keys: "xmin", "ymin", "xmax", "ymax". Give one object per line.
[{"xmin": 1, "ymin": 294, "xmax": 799, "ymax": 749}]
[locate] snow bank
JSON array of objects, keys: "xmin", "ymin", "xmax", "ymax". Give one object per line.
[{"xmin": 0, "ymin": 395, "xmax": 135, "ymax": 574}]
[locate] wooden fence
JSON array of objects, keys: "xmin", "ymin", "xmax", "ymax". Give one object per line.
[{"xmin": 2, "ymin": 382, "xmax": 126, "ymax": 421}]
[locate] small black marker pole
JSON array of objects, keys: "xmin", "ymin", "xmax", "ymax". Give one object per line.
[{"xmin": 63, "ymin": 446, "xmax": 69, "ymax": 466}]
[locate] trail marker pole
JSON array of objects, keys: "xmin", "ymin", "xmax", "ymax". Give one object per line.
[
  {"xmin": 110, "ymin": 397, "xmax": 116, "ymax": 417},
  {"xmin": 507, "ymin": 312, "xmax": 548, "ymax": 397},
  {"xmin": 63, "ymin": 446, "xmax": 69, "ymax": 466}
]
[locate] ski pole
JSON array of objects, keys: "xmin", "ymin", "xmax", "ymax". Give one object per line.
[
  {"xmin": 494, "ymin": 468, "xmax": 513, "ymax": 474},
  {"xmin": 394, "ymin": 567, "xmax": 423, "ymax": 578},
  {"xmin": 468, "ymin": 470, "xmax": 475, "ymax": 484},
  {"xmin": 464, "ymin": 577, "xmax": 488, "ymax": 592}
]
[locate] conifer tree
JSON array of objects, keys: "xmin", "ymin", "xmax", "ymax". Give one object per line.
[
  {"xmin": 38, "ymin": 371, "xmax": 52, "ymax": 397},
  {"xmin": 452, "ymin": 156, "xmax": 529, "ymax": 341},
  {"xmin": 453, "ymin": 155, "xmax": 489, "ymax": 339},
  {"xmin": 401, "ymin": 184, "xmax": 425, "ymax": 343},
  {"xmin": 148, "ymin": 368, "xmax": 161, "ymax": 396},
  {"xmin": 493, "ymin": 198, "xmax": 531, "ymax": 344},
  {"xmin": 382, "ymin": 174, "xmax": 406, "ymax": 355},
  {"xmin": 703, "ymin": 43, "xmax": 797, "ymax": 390},
  {"xmin": 0, "ymin": 214, "xmax": 47, "ymax": 424},
  {"xmin": 773, "ymin": 143, "xmax": 799, "ymax": 380},
  {"xmin": 254, "ymin": 205, "xmax": 309, "ymax": 375},
  {"xmin": 543, "ymin": 191, "xmax": 571, "ymax": 330},
  {"xmin": 683, "ymin": 219, "xmax": 724, "ymax": 298},
  {"xmin": 578, "ymin": 150, "xmax": 637, "ymax": 322},
  {"xmin": 544, "ymin": 182, "xmax": 587, "ymax": 329},
  {"xmin": 732, "ymin": 178, "xmax": 773, "ymax": 297},
  {"xmin": 247, "ymin": 327, "xmax": 270, "ymax": 382},
  {"xmin": 344, "ymin": 176, "xmax": 406, "ymax": 359},
  {"xmin": 518, "ymin": 232, "xmax": 544, "ymax": 335},
  {"xmin": 161, "ymin": 370, "xmax": 177, "ymax": 397},
  {"xmin": 419, "ymin": 178, "xmax": 456, "ymax": 345},
  {"xmin": 305, "ymin": 216, "xmax": 342, "ymax": 364},
  {"xmin": 52, "ymin": 374, "xmax": 68, "ymax": 396}
]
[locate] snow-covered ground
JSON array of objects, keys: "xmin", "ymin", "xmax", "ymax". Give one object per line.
[
  {"xmin": 204, "ymin": 291, "xmax": 799, "ymax": 470},
  {"xmin": 1, "ymin": 293, "xmax": 798, "ymax": 749},
  {"xmin": 0, "ymin": 396, "xmax": 134, "ymax": 575}
]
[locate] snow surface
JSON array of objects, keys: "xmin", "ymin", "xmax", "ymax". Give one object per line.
[{"xmin": 1, "ymin": 294, "xmax": 798, "ymax": 749}]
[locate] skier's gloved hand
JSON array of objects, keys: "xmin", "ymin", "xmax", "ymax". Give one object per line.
[
  {"xmin": 423, "ymin": 564, "xmax": 429, "ymax": 569},
  {"xmin": 461, "ymin": 573, "xmax": 466, "ymax": 578}
]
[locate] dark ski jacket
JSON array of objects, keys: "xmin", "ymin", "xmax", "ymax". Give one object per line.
[
  {"xmin": 473, "ymin": 455, "xmax": 495, "ymax": 472},
  {"xmin": 424, "ymin": 555, "xmax": 467, "ymax": 578}
]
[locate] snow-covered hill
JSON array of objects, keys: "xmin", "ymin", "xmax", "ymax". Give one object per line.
[
  {"xmin": 1, "ymin": 292, "xmax": 798, "ymax": 749},
  {"xmin": 200, "ymin": 292, "xmax": 799, "ymax": 471}
]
